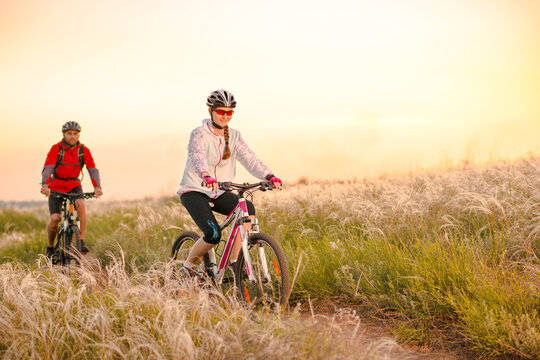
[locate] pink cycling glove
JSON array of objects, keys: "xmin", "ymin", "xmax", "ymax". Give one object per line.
[
  {"xmin": 203, "ymin": 175, "xmax": 218, "ymax": 187},
  {"xmin": 265, "ymin": 174, "xmax": 282, "ymax": 184}
]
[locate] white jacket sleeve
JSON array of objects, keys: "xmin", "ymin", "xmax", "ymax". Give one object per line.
[
  {"xmin": 187, "ymin": 128, "xmax": 210, "ymax": 177},
  {"xmin": 235, "ymin": 132, "xmax": 272, "ymax": 179}
]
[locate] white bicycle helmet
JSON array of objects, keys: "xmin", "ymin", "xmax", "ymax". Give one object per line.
[{"xmin": 206, "ymin": 89, "xmax": 237, "ymax": 108}]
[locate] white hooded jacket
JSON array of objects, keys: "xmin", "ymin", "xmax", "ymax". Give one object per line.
[{"xmin": 177, "ymin": 119, "xmax": 272, "ymax": 198}]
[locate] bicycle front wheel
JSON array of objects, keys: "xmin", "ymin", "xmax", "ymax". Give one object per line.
[
  {"xmin": 54, "ymin": 226, "xmax": 81, "ymax": 266},
  {"xmin": 53, "ymin": 228, "xmax": 65, "ymax": 265},
  {"xmin": 69, "ymin": 225, "xmax": 82, "ymax": 265},
  {"xmin": 70, "ymin": 225, "xmax": 81, "ymax": 252},
  {"xmin": 236, "ymin": 232, "xmax": 290, "ymax": 308}
]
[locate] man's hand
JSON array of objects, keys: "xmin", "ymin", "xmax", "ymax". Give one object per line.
[
  {"xmin": 41, "ymin": 184, "xmax": 51, "ymax": 197},
  {"xmin": 94, "ymin": 187, "xmax": 103, "ymax": 197}
]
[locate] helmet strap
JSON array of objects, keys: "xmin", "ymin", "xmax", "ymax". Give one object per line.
[{"xmin": 211, "ymin": 120, "xmax": 224, "ymax": 130}]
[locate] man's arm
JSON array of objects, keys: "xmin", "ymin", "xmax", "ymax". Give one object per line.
[
  {"xmin": 83, "ymin": 146, "xmax": 103, "ymax": 197},
  {"xmin": 41, "ymin": 144, "xmax": 59, "ymax": 197}
]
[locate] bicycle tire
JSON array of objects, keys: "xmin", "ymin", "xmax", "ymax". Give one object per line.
[
  {"xmin": 170, "ymin": 231, "xmax": 238, "ymax": 298},
  {"xmin": 170, "ymin": 231, "xmax": 206, "ymax": 262},
  {"xmin": 69, "ymin": 225, "xmax": 82, "ymax": 265},
  {"xmin": 55, "ymin": 226, "xmax": 81, "ymax": 266},
  {"xmin": 170, "ymin": 231, "xmax": 213, "ymax": 277},
  {"xmin": 54, "ymin": 228, "xmax": 65, "ymax": 265},
  {"xmin": 235, "ymin": 232, "xmax": 290, "ymax": 308}
]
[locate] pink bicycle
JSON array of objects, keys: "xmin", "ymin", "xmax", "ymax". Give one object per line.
[{"xmin": 170, "ymin": 181, "xmax": 290, "ymax": 307}]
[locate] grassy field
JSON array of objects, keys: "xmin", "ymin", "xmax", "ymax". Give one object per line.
[{"xmin": 1, "ymin": 156, "xmax": 539, "ymax": 359}]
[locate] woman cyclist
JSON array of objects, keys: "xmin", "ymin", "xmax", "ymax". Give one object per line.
[{"xmin": 177, "ymin": 89, "xmax": 282, "ymax": 276}]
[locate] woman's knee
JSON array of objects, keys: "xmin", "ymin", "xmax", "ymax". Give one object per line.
[{"xmin": 203, "ymin": 221, "xmax": 221, "ymax": 244}]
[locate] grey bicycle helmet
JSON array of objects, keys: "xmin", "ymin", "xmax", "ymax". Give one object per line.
[
  {"xmin": 62, "ymin": 121, "xmax": 81, "ymax": 132},
  {"xmin": 206, "ymin": 89, "xmax": 237, "ymax": 108}
]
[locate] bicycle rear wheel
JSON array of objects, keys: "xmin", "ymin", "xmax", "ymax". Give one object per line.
[
  {"xmin": 170, "ymin": 231, "xmax": 210, "ymax": 273},
  {"xmin": 170, "ymin": 231, "xmax": 238, "ymax": 298},
  {"xmin": 235, "ymin": 232, "xmax": 290, "ymax": 308}
]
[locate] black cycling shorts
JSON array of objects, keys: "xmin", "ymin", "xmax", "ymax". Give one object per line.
[
  {"xmin": 180, "ymin": 191, "xmax": 255, "ymax": 245},
  {"xmin": 48, "ymin": 187, "xmax": 83, "ymax": 215}
]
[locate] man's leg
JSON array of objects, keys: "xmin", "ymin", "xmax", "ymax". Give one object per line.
[
  {"xmin": 46, "ymin": 194, "xmax": 62, "ymax": 257},
  {"xmin": 47, "ymin": 214, "xmax": 61, "ymax": 248},
  {"xmin": 75, "ymin": 198, "xmax": 86, "ymax": 238},
  {"xmin": 75, "ymin": 198, "xmax": 89, "ymax": 253}
]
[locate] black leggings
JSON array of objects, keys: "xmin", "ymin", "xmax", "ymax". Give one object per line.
[{"xmin": 180, "ymin": 191, "xmax": 255, "ymax": 244}]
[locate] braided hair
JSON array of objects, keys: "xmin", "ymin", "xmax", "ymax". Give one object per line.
[{"xmin": 222, "ymin": 125, "xmax": 231, "ymax": 160}]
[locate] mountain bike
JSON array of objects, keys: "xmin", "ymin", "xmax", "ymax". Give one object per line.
[
  {"xmin": 50, "ymin": 191, "xmax": 95, "ymax": 266},
  {"xmin": 170, "ymin": 181, "xmax": 290, "ymax": 308}
]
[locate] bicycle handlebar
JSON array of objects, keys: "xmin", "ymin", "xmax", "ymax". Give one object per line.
[
  {"xmin": 50, "ymin": 191, "xmax": 95, "ymax": 200},
  {"xmin": 200, "ymin": 180, "xmax": 277, "ymax": 192},
  {"xmin": 219, "ymin": 181, "xmax": 275, "ymax": 192}
]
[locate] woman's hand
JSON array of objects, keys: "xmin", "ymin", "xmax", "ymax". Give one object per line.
[
  {"xmin": 203, "ymin": 175, "xmax": 218, "ymax": 191},
  {"xmin": 265, "ymin": 174, "xmax": 282, "ymax": 190}
]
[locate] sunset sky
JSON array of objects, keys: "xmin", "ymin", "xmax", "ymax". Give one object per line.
[{"xmin": 1, "ymin": 0, "xmax": 539, "ymax": 201}]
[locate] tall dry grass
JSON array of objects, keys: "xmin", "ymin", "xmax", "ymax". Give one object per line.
[
  {"xmin": 256, "ymin": 156, "xmax": 540, "ymax": 359},
  {"xmin": 1, "ymin": 155, "xmax": 539, "ymax": 358},
  {"xmin": 0, "ymin": 253, "xmax": 396, "ymax": 359}
]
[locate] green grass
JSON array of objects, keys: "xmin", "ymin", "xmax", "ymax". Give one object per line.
[
  {"xmin": 0, "ymin": 209, "xmax": 47, "ymax": 234},
  {"xmin": 1, "ymin": 156, "xmax": 539, "ymax": 358}
]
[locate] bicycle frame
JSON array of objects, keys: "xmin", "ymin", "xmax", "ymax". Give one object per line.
[
  {"xmin": 62, "ymin": 197, "xmax": 79, "ymax": 230},
  {"xmin": 51, "ymin": 191, "xmax": 94, "ymax": 263},
  {"xmin": 52, "ymin": 191, "xmax": 94, "ymax": 227},
  {"xmin": 206, "ymin": 196, "xmax": 268, "ymax": 285}
]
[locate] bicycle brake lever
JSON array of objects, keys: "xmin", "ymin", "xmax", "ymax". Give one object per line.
[
  {"xmin": 220, "ymin": 182, "xmax": 232, "ymax": 191},
  {"xmin": 261, "ymin": 180, "xmax": 273, "ymax": 191}
]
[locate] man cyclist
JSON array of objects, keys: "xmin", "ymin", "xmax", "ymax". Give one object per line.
[{"xmin": 40, "ymin": 121, "xmax": 103, "ymax": 258}]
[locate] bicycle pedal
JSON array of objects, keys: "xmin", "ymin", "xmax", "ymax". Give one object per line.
[{"xmin": 178, "ymin": 265, "xmax": 206, "ymax": 281}]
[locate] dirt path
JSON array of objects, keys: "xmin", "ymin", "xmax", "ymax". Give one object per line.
[{"xmin": 296, "ymin": 304, "xmax": 475, "ymax": 360}]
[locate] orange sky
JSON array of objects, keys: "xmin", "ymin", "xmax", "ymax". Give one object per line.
[{"xmin": 1, "ymin": 0, "xmax": 539, "ymax": 201}]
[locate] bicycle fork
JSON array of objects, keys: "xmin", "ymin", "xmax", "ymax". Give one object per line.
[
  {"xmin": 64, "ymin": 199, "xmax": 81, "ymax": 230},
  {"xmin": 241, "ymin": 217, "xmax": 272, "ymax": 284},
  {"xmin": 62, "ymin": 199, "xmax": 81, "ymax": 256},
  {"xmin": 236, "ymin": 198, "xmax": 268, "ymax": 284}
]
